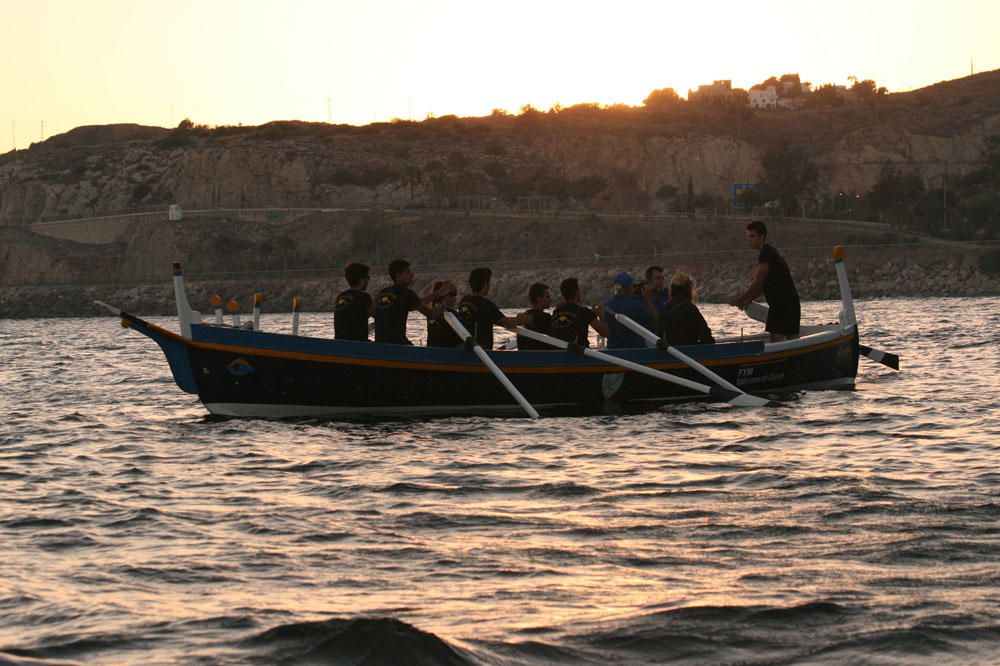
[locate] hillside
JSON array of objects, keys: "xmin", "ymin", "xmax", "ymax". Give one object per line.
[
  {"xmin": 2, "ymin": 70, "xmax": 1000, "ymax": 227},
  {"xmin": 1, "ymin": 70, "xmax": 999, "ymax": 317}
]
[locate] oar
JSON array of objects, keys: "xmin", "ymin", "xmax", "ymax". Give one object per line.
[
  {"xmin": 510, "ymin": 326, "xmax": 775, "ymax": 408},
  {"xmin": 744, "ymin": 301, "xmax": 899, "ymax": 370},
  {"xmin": 611, "ymin": 313, "xmax": 769, "ymax": 400},
  {"xmin": 444, "ymin": 312, "xmax": 539, "ymax": 419},
  {"xmin": 858, "ymin": 344, "xmax": 900, "ymax": 371}
]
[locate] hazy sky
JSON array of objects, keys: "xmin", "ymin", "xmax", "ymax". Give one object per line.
[{"xmin": 3, "ymin": 0, "xmax": 999, "ymax": 150}]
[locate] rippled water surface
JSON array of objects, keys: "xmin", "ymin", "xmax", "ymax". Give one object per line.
[{"xmin": 2, "ymin": 298, "xmax": 999, "ymax": 665}]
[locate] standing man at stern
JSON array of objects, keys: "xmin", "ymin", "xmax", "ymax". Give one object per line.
[{"xmin": 729, "ymin": 220, "xmax": 800, "ymax": 341}]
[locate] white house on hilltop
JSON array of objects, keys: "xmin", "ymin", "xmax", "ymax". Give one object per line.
[{"xmin": 749, "ymin": 86, "xmax": 778, "ymax": 109}]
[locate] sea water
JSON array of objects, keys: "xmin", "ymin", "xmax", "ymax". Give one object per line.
[{"xmin": 1, "ymin": 297, "xmax": 999, "ymax": 665}]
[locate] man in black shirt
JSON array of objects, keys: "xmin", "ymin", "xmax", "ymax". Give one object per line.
[
  {"xmin": 730, "ymin": 220, "xmax": 801, "ymax": 341},
  {"xmin": 426, "ymin": 280, "xmax": 462, "ymax": 348},
  {"xmin": 644, "ymin": 265, "xmax": 669, "ymax": 315},
  {"xmin": 334, "ymin": 262, "xmax": 374, "ymax": 341},
  {"xmin": 550, "ymin": 277, "xmax": 610, "ymax": 347},
  {"xmin": 516, "ymin": 282, "xmax": 552, "ymax": 350},
  {"xmin": 373, "ymin": 259, "xmax": 445, "ymax": 345},
  {"xmin": 457, "ymin": 267, "xmax": 531, "ymax": 349}
]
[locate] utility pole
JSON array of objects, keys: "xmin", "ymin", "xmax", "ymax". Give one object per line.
[{"xmin": 40, "ymin": 120, "xmax": 45, "ymax": 142}]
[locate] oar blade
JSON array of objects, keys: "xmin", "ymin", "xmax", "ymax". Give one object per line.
[
  {"xmin": 744, "ymin": 301, "xmax": 769, "ymax": 324},
  {"xmin": 708, "ymin": 387, "xmax": 777, "ymax": 407},
  {"xmin": 859, "ymin": 344, "xmax": 900, "ymax": 370}
]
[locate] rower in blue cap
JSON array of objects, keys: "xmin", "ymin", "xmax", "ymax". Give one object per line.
[{"xmin": 603, "ymin": 270, "xmax": 658, "ymax": 348}]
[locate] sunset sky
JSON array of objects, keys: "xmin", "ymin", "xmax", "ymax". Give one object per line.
[{"xmin": 3, "ymin": 0, "xmax": 999, "ymax": 151}]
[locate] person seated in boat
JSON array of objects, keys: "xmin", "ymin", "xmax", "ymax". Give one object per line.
[
  {"xmin": 334, "ymin": 262, "xmax": 374, "ymax": 341},
  {"xmin": 457, "ymin": 267, "xmax": 531, "ymax": 349},
  {"xmin": 603, "ymin": 271, "xmax": 658, "ymax": 348},
  {"xmin": 425, "ymin": 280, "xmax": 463, "ymax": 348},
  {"xmin": 643, "ymin": 264, "xmax": 670, "ymax": 315},
  {"xmin": 550, "ymin": 277, "xmax": 609, "ymax": 348},
  {"xmin": 729, "ymin": 219, "xmax": 801, "ymax": 342},
  {"xmin": 516, "ymin": 282, "xmax": 553, "ymax": 350},
  {"xmin": 373, "ymin": 259, "xmax": 446, "ymax": 345},
  {"xmin": 660, "ymin": 271, "xmax": 715, "ymax": 346}
]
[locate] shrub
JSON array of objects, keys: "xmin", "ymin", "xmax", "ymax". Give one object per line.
[
  {"xmin": 357, "ymin": 166, "xmax": 398, "ymax": 187},
  {"xmin": 570, "ymin": 175, "xmax": 608, "ymax": 202},
  {"xmin": 655, "ymin": 184, "xmax": 679, "ymax": 201},
  {"xmin": 446, "ymin": 151, "xmax": 469, "ymax": 169},
  {"xmin": 978, "ymin": 249, "xmax": 1000, "ymax": 275},
  {"xmin": 483, "ymin": 139, "xmax": 506, "ymax": 157},
  {"xmin": 329, "ymin": 169, "xmax": 358, "ymax": 185},
  {"xmin": 155, "ymin": 130, "xmax": 193, "ymax": 149},
  {"xmin": 131, "ymin": 183, "xmax": 152, "ymax": 202},
  {"xmin": 482, "ymin": 161, "xmax": 507, "ymax": 180}
]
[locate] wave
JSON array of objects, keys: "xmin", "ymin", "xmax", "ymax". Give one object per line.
[
  {"xmin": 0, "ymin": 652, "xmax": 82, "ymax": 666},
  {"xmin": 243, "ymin": 617, "xmax": 473, "ymax": 665}
]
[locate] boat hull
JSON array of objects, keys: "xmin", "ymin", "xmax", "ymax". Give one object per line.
[{"xmin": 122, "ymin": 313, "xmax": 859, "ymax": 418}]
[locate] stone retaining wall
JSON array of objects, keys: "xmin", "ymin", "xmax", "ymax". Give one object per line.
[{"xmin": 4, "ymin": 255, "xmax": 997, "ymax": 319}]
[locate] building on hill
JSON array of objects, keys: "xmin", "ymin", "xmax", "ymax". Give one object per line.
[
  {"xmin": 749, "ymin": 86, "xmax": 778, "ymax": 109},
  {"xmin": 777, "ymin": 96, "xmax": 806, "ymax": 109},
  {"xmin": 688, "ymin": 80, "xmax": 734, "ymax": 105}
]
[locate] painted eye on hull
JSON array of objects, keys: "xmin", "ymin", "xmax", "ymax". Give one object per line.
[{"xmin": 226, "ymin": 358, "xmax": 255, "ymax": 376}]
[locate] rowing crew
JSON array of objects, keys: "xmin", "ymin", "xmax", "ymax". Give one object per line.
[{"xmin": 333, "ymin": 220, "xmax": 801, "ymax": 349}]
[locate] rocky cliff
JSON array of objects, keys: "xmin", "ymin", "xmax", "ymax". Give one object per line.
[
  {"xmin": 3, "ymin": 70, "xmax": 1000, "ymax": 228},
  {"xmin": 2, "ymin": 71, "xmax": 1000, "ymax": 316}
]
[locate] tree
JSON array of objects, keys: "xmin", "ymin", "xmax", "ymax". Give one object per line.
[
  {"xmin": 273, "ymin": 235, "xmax": 296, "ymax": 269},
  {"xmin": 514, "ymin": 104, "xmax": 544, "ymax": 130},
  {"xmin": 643, "ymin": 88, "xmax": 682, "ymax": 108},
  {"xmin": 984, "ymin": 135, "xmax": 1000, "ymax": 178},
  {"xmin": 851, "ymin": 79, "xmax": 878, "ymax": 99},
  {"xmin": 735, "ymin": 187, "xmax": 765, "ymax": 211},
  {"xmin": 779, "ymin": 73, "xmax": 803, "ymax": 97},
  {"xmin": 868, "ymin": 165, "xmax": 925, "ymax": 223},
  {"xmin": 759, "ymin": 143, "xmax": 819, "ymax": 215},
  {"xmin": 808, "ymin": 83, "xmax": 844, "ymax": 107},
  {"xmin": 570, "ymin": 175, "xmax": 608, "ymax": 203},
  {"xmin": 655, "ymin": 184, "xmax": 678, "ymax": 201}
]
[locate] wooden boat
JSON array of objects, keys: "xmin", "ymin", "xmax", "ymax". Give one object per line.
[{"xmin": 98, "ymin": 247, "xmax": 874, "ymax": 418}]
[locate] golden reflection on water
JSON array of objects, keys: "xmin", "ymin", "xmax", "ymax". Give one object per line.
[{"xmin": 2, "ymin": 300, "xmax": 1000, "ymax": 662}]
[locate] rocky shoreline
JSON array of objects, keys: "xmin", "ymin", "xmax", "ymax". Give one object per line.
[{"xmin": 3, "ymin": 251, "xmax": 997, "ymax": 319}]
